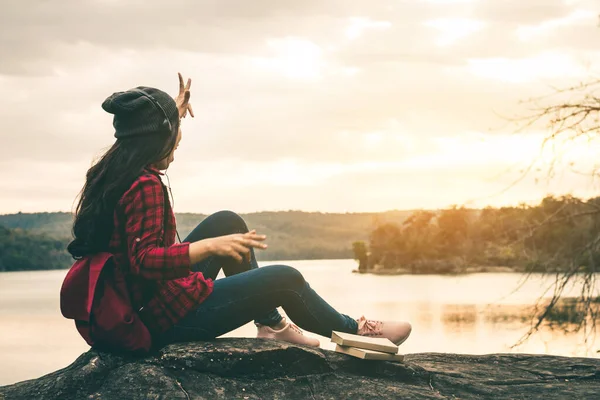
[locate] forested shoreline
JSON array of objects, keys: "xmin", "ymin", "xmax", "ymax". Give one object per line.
[
  {"xmin": 353, "ymin": 195, "xmax": 600, "ymax": 275},
  {"xmin": 2, "ymin": 196, "xmax": 597, "ymax": 274},
  {"xmin": 0, "ymin": 210, "xmax": 409, "ymax": 271},
  {"xmin": 0, "ymin": 225, "xmax": 72, "ymax": 271}
]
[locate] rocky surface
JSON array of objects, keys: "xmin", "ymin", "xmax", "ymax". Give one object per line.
[{"xmin": 1, "ymin": 338, "xmax": 599, "ymax": 399}]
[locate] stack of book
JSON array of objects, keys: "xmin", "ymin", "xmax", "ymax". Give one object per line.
[{"xmin": 331, "ymin": 331, "xmax": 404, "ymax": 362}]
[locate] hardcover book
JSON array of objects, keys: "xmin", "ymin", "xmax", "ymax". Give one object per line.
[
  {"xmin": 334, "ymin": 345, "xmax": 405, "ymax": 362},
  {"xmin": 331, "ymin": 331, "xmax": 399, "ymax": 354}
]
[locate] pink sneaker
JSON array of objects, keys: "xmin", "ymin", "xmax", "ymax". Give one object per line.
[
  {"xmin": 356, "ymin": 316, "xmax": 412, "ymax": 346},
  {"xmin": 256, "ymin": 321, "xmax": 320, "ymax": 347}
]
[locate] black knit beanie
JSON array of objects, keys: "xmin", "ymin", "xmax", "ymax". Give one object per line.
[{"xmin": 101, "ymin": 86, "xmax": 179, "ymax": 139}]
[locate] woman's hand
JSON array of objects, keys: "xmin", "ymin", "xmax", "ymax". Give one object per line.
[
  {"xmin": 175, "ymin": 72, "xmax": 194, "ymax": 119},
  {"xmin": 206, "ymin": 230, "xmax": 268, "ymax": 263}
]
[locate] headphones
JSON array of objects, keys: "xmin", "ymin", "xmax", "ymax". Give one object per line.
[{"xmin": 131, "ymin": 88, "xmax": 173, "ymax": 134}]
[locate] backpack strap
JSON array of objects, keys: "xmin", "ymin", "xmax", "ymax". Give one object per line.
[{"xmin": 87, "ymin": 253, "xmax": 114, "ymax": 314}]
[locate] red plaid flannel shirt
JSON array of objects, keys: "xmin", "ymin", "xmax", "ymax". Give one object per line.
[{"xmin": 108, "ymin": 166, "xmax": 213, "ymax": 334}]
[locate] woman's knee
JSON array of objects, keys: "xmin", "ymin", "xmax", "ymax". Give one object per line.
[
  {"xmin": 265, "ymin": 265, "xmax": 306, "ymax": 290},
  {"xmin": 207, "ymin": 210, "xmax": 248, "ymax": 233}
]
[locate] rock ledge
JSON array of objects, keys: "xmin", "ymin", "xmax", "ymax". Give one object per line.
[{"xmin": 1, "ymin": 338, "xmax": 599, "ymax": 399}]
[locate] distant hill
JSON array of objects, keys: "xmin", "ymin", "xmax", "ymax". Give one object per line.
[
  {"xmin": 0, "ymin": 210, "xmax": 414, "ymax": 268},
  {"xmin": 0, "ymin": 225, "xmax": 72, "ymax": 272},
  {"xmin": 0, "ymin": 212, "xmax": 74, "ymax": 239}
]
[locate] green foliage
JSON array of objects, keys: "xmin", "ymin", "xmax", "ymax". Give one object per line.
[
  {"xmin": 0, "ymin": 225, "xmax": 72, "ymax": 271},
  {"xmin": 364, "ymin": 195, "xmax": 600, "ymax": 274},
  {"xmin": 352, "ymin": 241, "xmax": 368, "ymax": 260},
  {"xmin": 0, "ymin": 212, "xmax": 74, "ymax": 239},
  {"xmin": 7, "ymin": 195, "xmax": 596, "ymax": 274},
  {"xmin": 352, "ymin": 241, "xmax": 368, "ymax": 272},
  {"xmin": 0, "ymin": 210, "xmax": 413, "ymax": 271}
]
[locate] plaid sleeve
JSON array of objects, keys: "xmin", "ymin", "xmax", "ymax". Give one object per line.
[{"xmin": 121, "ymin": 174, "xmax": 191, "ymax": 280}]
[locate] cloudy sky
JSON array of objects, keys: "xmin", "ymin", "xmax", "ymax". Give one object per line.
[{"xmin": 1, "ymin": 0, "xmax": 599, "ymax": 214}]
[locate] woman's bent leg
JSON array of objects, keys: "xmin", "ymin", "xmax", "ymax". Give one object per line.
[
  {"xmin": 166, "ymin": 265, "xmax": 358, "ymax": 342},
  {"xmin": 183, "ymin": 210, "xmax": 282, "ymax": 326}
]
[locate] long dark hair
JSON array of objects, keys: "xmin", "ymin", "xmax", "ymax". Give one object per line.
[{"xmin": 67, "ymin": 122, "xmax": 179, "ymax": 259}]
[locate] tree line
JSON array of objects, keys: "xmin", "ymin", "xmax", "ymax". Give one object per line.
[
  {"xmin": 0, "ymin": 210, "xmax": 412, "ymax": 271},
  {"xmin": 353, "ymin": 195, "xmax": 600, "ymax": 275},
  {"xmin": 5, "ymin": 196, "xmax": 600, "ymax": 275},
  {"xmin": 0, "ymin": 225, "xmax": 72, "ymax": 272}
]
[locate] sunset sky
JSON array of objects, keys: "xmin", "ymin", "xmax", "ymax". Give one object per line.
[{"xmin": 1, "ymin": 0, "xmax": 599, "ymax": 214}]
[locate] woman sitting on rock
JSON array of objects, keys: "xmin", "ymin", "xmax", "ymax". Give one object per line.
[{"xmin": 67, "ymin": 73, "xmax": 412, "ymax": 349}]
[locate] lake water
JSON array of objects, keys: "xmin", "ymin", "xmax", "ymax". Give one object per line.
[{"xmin": 1, "ymin": 259, "xmax": 598, "ymax": 386}]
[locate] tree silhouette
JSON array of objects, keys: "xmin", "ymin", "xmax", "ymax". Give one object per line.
[{"xmin": 514, "ymin": 78, "xmax": 600, "ymax": 346}]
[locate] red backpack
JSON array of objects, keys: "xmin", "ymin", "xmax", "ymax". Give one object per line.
[{"xmin": 60, "ymin": 252, "xmax": 152, "ymax": 353}]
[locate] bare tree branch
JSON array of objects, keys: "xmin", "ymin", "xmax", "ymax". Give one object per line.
[{"xmin": 510, "ymin": 77, "xmax": 600, "ymax": 348}]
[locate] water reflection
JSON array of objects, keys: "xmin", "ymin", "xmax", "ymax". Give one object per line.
[
  {"xmin": 442, "ymin": 304, "xmax": 478, "ymax": 326},
  {"xmin": 441, "ymin": 300, "xmax": 598, "ymax": 330}
]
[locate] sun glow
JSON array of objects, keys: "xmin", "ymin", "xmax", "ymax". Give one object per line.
[
  {"xmin": 252, "ymin": 37, "xmax": 325, "ymax": 80},
  {"xmin": 424, "ymin": 18, "xmax": 485, "ymax": 46},
  {"xmin": 517, "ymin": 9, "xmax": 596, "ymax": 41},
  {"xmin": 345, "ymin": 17, "xmax": 392, "ymax": 40},
  {"xmin": 467, "ymin": 52, "xmax": 587, "ymax": 83}
]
